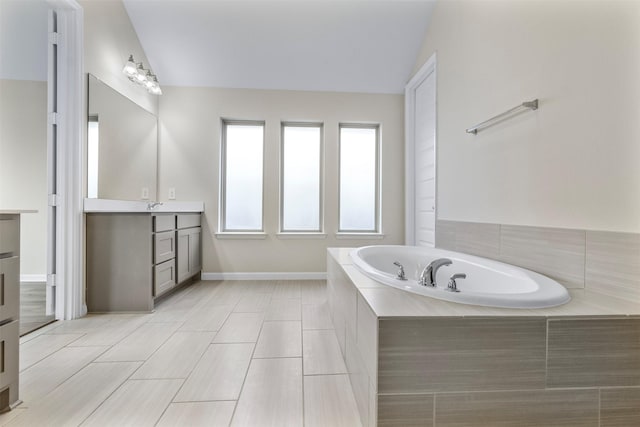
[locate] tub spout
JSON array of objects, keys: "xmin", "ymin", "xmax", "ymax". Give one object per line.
[{"xmin": 419, "ymin": 258, "xmax": 452, "ymax": 287}]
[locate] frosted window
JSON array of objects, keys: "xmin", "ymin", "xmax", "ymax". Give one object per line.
[
  {"xmin": 282, "ymin": 125, "xmax": 321, "ymax": 231},
  {"xmin": 87, "ymin": 120, "xmax": 99, "ymax": 199},
  {"xmin": 339, "ymin": 126, "xmax": 378, "ymax": 232},
  {"xmin": 223, "ymin": 123, "xmax": 264, "ymax": 231}
]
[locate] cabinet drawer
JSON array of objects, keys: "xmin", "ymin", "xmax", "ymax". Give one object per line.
[
  {"xmin": 177, "ymin": 214, "xmax": 201, "ymax": 229},
  {"xmin": 0, "ymin": 320, "xmax": 18, "ymax": 392},
  {"xmin": 0, "ymin": 257, "xmax": 19, "ymax": 321},
  {"xmin": 154, "ymin": 259, "xmax": 175, "ymax": 297},
  {"xmin": 0, "ymin": 218, "xmax": 19, "ymax": 256},
  {"xmin": 154, "ymin": 231, "xmax": 175, "ymax": 264},
  {"xmin": 153, "ymin": 215, "xmax": 175, "ymax": 232}
]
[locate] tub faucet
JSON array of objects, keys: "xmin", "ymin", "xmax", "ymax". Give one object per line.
[
  {"xmin": 419, "ymin": 258, "xmax": 452, "ymax": 287},
  {"xmin": 393, "ymin": 262, "xmax": 407, "ymax": 281},
  {"xmin": 446, "ymin": 273, "xmax": 466, "ymax": 292}
]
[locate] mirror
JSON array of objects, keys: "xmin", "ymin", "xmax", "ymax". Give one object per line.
[{"xmin": 87, "ymin": 74, "xmax": 158, "ymax": 200}]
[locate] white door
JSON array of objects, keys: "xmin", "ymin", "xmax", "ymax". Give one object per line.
[{"xmin": 408, "ymin": 62, "xmax": 436, "ymax": 247}]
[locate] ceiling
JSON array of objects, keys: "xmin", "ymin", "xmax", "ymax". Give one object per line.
[{"xmin": 123, "ymin": 0, "xmax": 435, "ymax": 94}]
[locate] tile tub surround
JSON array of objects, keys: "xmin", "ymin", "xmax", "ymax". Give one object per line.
[
  {"xmin": 436, "ymin": 219, "xmax": 640, "ymax": 302},
  {"xmin": 327, "ymin": 248, "xmax": 640, "ymax": 427}
]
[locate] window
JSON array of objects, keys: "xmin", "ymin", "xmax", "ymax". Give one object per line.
[
  {"xmin": 281, "ymin": 123, "xmax": 322, "ymax": 232},
  {"xmin": 221, "ymin": 120, "xmax": 264, "ymax": 231},
  {"xmin": 339, "ymin": 124, "xmax": 379, "ymax": 232},
  {"xmin": 87, "ymin": 116, "xmax": 99, "ymax": 199}
]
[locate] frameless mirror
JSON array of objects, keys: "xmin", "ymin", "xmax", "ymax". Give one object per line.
[{"xmin": 87, "ymin": 74, "xmax": 157, "ymax": 200}]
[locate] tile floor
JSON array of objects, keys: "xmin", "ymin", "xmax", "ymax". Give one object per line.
[{"xmin": 2, "ymin": 280, "xmax": 362, "ymax": 427}]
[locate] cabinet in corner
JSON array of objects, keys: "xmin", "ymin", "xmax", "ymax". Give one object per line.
[
  {"xmin": 0, "ymin": 212, "xmax": 27, "ymax": 410},
  {"xmin": 86, "ymin": 212, "xmax": 202, "ymax": 313}
]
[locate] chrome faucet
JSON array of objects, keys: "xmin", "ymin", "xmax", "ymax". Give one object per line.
[
  {"xmin": 393, "ymin": 261, "xmax": 407, "ymax": 281},
  {"xmin": 419, "ymin": 258, "xmax": 452, "ymax": 287},
  {"xmin": 446, "ymin": 273, "xmax": 466, "ymax": 292},
  {"xmin": 146, "ymin": 202, "xmax": 163, "ymax": 210}
]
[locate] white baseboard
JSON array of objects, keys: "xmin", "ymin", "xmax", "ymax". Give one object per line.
[
  {"xmin": 21, "ymin": 274, "xmax": 47, "ymax": 283},
  {"xmin": 202, "ymin": 272, "xmax": 327, "ymax": 281}
]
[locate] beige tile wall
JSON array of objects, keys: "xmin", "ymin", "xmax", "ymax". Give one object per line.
[
  {"xmin": 600, "ymin": 387, "xmax": 640, "ymax": 427},
  {"xmin": 378, "ymin": 317, "xmax": 546, "ymax": 393},
  {"xmin": 436, "ymin": 220, "xmax": 640, "ymax": 300},
  {"xmin": 434, "ymin": 389, "xmax": 599, "ymax": 427},
  {"xmin": 547, "ymin": 318, "xmax": 640, "ymax": 388}
]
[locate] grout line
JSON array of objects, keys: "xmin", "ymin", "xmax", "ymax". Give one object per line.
[{"xmin": 227, "ymin": 306, "xmax": 266, "ymax": 426}]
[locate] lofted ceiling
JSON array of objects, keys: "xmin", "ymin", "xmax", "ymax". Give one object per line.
[{"xmin": 123, "ymin": 0, "xmax": 435, "ymax": 94}]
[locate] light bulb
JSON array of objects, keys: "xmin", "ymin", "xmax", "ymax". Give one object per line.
[
  {"xmin": 135, "ymin": 63, "xmax": 147, "ymax": 83},
  {"xmin": 149, "ymin": 76, "xmax": 162, "ymax": 95},
  {"xmin": 122, "ymin": 54, "xmax": 136, "ymax": 76},
  {"xmin": 144, "ymin": 71, "xmax": 155, "ymax": 89}
]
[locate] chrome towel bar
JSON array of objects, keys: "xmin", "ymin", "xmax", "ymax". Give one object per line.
[{"xmin": 466, "ymin": 99, "xmax": 538, "ymax": 135}]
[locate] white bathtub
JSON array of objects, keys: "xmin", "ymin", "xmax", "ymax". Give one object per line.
[{"xmin": 350, "ymin": 245, "xmax": 571, "ymax": 309}]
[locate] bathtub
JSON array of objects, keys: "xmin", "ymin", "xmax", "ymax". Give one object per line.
[{"xmin": 350, "ymin": 245, "xmax": 571, "ymax": 309}]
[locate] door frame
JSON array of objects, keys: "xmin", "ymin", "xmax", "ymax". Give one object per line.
[
  {"xmin": 47, "ymin": 0, "xmax": 85, "ymax": 320},
  {"xmin": 404, "ymin": 52, "xmax": 437, "ymax": 246}
]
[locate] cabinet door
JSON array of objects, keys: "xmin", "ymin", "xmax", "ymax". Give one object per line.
[
  {"xmin": 177, "ymin": 227, "xmax": 202, "ymax": 284},
  {"xmin": 0, "ymin": 320, "xmax": 19, "ymax": 405},
  {"xmin": 189, "ymin": 228, "xmax": 202, "ymax": 274},
  {"xmin": 177, "ymin": 229, "xmax": 190, "ymax": 284},
  {"xmin": 0, "ymin": 257, "xmax": 19, "ymax": 322},
  {"xmin": 154, "ymin": 259, "xmax": 176, "ymax": 297}
]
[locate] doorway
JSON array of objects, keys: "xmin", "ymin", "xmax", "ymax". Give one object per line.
[
  {"xmin": 0, "ymin": 0, "xmax": 56, "ymax": 335},
  {"xmin": 405, "ymin": 54, "xmax": 437, "ymax": 247}
]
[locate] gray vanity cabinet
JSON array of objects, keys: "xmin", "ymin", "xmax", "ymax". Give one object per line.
[
  {"xmin": 86, "ymin": 211, "xmax": 201, "ymax": 312},
  {"xmin": 177, "ymin": 214, "xmax": 201, "ymax": 284},
  {"xmin": 0, "ymin": 214, "xmax": 21, "ymax": 410}
]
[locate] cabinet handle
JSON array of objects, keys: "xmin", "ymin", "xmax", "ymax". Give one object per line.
[
  {"xmin": 1, "ymin": 340, "xmax": 4, "ymax": 373},
  {"xmin": 0, "ymin": 273, "xmax": 4, "ymax": 306}
]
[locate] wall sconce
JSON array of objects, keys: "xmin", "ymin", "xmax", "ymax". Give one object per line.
[{"xmin": 122, "ymin": 54, "xmax": 162, "ymax": 95}]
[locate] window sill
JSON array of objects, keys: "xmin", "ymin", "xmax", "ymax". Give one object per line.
[
  {"xmin": 335, "ymin": 233, "xmax": 385, "ymax": 240},
  {"xmin": 276, "ymin": 233, "xmax": 327, "ymax": 240},
  {"xmin": 215, "ymin": 232, "xmax": 267, "ymax": 240}
]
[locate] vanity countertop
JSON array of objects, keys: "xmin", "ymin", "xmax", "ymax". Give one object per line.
[
  {"xmin": 83, "ymin": 198, "xmax": 204, "ymax": 213},
  {"xmin": 329, "ymin": 247, "xmax": 640, "ymax": 318},
  {"xmin": 0, "ymin": 210, "xmax": 38, "ymax": 214}
]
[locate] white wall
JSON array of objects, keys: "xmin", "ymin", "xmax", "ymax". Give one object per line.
[
  {"xmin": 0, "ymin": 0, "xmax": 48, "ymax": 81},
  {"xmin": 81, "ymin": 0, "xmax": 158, "ymax": 116},
  {"xmin": 412, "ymin": 0, "xmax": 640, "ymax": 233},
  {"xmin": 0, "ymin": 80, "xmax": 48, "ymax": 276},
  {"xmin": 159, "ymin": 86, "xmax": 404, "ymax": 273}
]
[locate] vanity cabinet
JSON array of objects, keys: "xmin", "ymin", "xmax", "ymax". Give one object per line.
[
  {"xmin": 86, "ymin": 211, "xmax": 202, "ymax": 312},
  {"xmin": 0, "ymin": 214, "xmax": 22, "ymax": 410}
]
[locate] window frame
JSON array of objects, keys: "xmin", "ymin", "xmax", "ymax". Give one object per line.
[
  {"xmin": 219, "ymin": 118, "xmax": 266, "ymax": 233},
  {"xmin": 279, "ymin": 121, "xmax": 324, "ymax": 233},
  {"xmin": 337, "ymin": 123, "xmax": 381, "ymax": 234}
]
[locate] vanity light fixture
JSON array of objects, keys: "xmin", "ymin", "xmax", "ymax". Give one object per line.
[{"xmin": 122, "ymin": 54, "xmax": 162, "ymax": 96}]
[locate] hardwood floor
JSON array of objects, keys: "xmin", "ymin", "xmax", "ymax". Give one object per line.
[
  {"xmin": 19, "ymin": 282, "xmax": 55, "ymax": 336},
  {"xmin": 3, "ymin": 280, "xmax": 362, "ymax": 427}
]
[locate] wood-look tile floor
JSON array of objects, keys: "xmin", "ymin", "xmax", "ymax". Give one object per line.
[
  {"xmin": 19, "ymin": 282, "xmax": 55, "ymax": 336},
  {"xmin": 3, "ymin": 280, "xmax": 362, "ymax": 427}
]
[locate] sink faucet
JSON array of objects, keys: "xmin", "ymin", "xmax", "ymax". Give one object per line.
[
  {"xmin": 419, "ymin": 258, "xmax": 452, "ymax": 287},
  {"xmin": 147, "ymin": 202, "xmax": 163, "ymax": 211}
]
